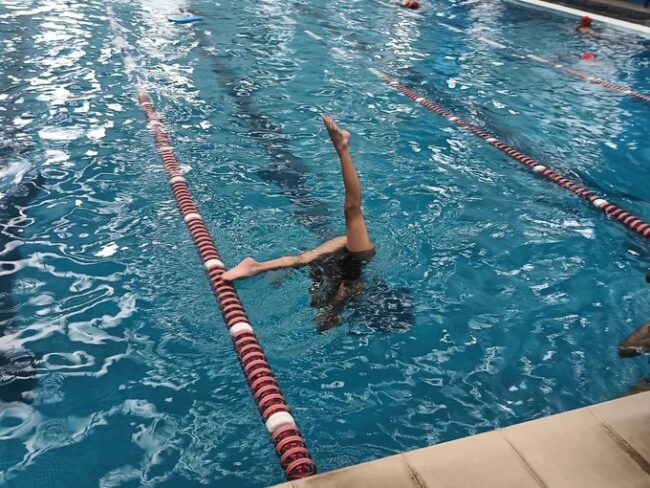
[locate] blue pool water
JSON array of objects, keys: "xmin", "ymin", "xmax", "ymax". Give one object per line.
[{"xmin": 1, "ymin": 0, "xmax": 649, "ymax": 486}]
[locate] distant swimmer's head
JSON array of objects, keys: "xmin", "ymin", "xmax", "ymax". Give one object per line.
[
  {"xmin": 402, "ymin": 0, "xmax": 420, "ymax": 9},
  {"xmin": 579, "ymin": 16, "xmax": 592, "ymax": 27}
]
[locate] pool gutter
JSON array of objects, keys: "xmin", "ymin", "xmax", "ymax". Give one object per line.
[{"xmin": 508, "ymin": 0, "xmax": 650, "ymax": 37}]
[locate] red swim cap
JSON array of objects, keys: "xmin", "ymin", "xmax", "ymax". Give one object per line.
[
  {"xmin": 404, "ymin": 0, "xmax": 420, "ymax": 9},
  {"xmin": 582, "ymin": 51, "xmax": 595, "ymax": 60},
  {"xmin": 581, "ymin": 16, "xmax": 592, "ymax": 26}
]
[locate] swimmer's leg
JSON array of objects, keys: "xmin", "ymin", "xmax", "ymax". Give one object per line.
[
  {"xmin": 323, "ymin": 115, "xmax": 374, "ymax": 253},
  {"xmin": 222, "ymin": 236, "xmax": 347, "ymax": 281},
  {"xmin": 316, "ymin": 280, "xmax": 365, "ymax": 333}
]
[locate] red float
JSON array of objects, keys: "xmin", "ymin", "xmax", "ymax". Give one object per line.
[{"xmin": 135, "ymin": 90, "xmax": 317, "ymax": 480}]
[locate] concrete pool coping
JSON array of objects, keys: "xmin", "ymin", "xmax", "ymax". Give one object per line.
[{"xmin": 274, "ymin": 390, "xmax": 650, "ymax": 488}]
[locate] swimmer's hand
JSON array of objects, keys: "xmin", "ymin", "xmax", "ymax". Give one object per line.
[
  {"xmin": 316, "ymin": 307, "xmax": 342, "ymax": 333},
  {"xmin": 619, "ymin": 322, "xmax": 650, "ymax": 358}
]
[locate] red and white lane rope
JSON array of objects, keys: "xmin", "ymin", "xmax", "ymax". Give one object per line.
[
  {"xmin": 106, "ymin": 6, "xmax": 316, "ymax": 480},
  {"xmin": 437, "ymin": 22, "xmax": 650, "ymax": 105},
  {"xmin": 522, "ymin": 53, "xmax": 650, "ymax": 104},
  {"xmin": 368, "ymin": 67, "xmax": 650, "ymax": 239},
  {"xmin": 138, "ymin": 96, "xmax": 317, "ymax": 479}
]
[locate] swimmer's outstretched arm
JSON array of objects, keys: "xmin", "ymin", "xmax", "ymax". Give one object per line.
[{"xmin": 222, "ymin": 236, "xmax": 347, "ymax": 281}]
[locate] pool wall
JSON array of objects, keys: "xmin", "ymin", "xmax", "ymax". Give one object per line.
[{"xmin": 274, "ymin": 390, "xmax": 650, "ymax": 488}]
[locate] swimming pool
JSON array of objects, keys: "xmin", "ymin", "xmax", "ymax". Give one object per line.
[{"xmin": 1, "ymin": 0, "xmax": 649, "ymax": 485}]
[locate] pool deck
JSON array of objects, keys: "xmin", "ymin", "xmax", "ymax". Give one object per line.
[{"xmin": 275, "ymin": 391, "xmax": 650, "ymax": 488}]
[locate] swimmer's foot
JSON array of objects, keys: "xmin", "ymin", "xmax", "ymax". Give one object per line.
[
  {"xmin": 222, "ymin": 257, "xmax": 259, "ymax": 281},
  {"xmin": 323, "ymin": 115, "xmax": 350, "ymax": 152}
]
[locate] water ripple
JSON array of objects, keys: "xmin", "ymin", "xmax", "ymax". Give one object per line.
[{"xmin": 0, "ymin": 0, "xmax": 648, "ymax": 486}]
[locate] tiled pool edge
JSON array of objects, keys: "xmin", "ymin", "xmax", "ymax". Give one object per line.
[{"xmin": 273, "ymin": 390, "xmax": 650, "ymax": 487}]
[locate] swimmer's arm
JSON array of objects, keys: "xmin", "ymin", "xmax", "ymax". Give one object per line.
[{"xmin": 317, "ymin": 281, "xmax": 365, "ymax": 333}]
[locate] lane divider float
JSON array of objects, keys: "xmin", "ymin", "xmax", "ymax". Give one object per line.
[
  {"xmin": 105, "ymin": 4, "xmax": 317, "ymax": 480},
  {"xmin": 438, "ymin": 22, "xmax": 650, "ymax": 104},
  {"xmin": 304, "ymin": 29, "xmax": 324, "ymax": 41},
  {"xmin": 476, "ymin": 36, "xmax": 507, "ymax": 49},
  {"xmin": 538, "ymin": 57, "xmax": 650, "ymax": 104},
  {"xmin": 368, "ymin": 67, "xmax": 650, "ymax": 239}
]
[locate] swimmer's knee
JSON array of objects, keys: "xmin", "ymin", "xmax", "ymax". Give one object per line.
[{"xmin": 344, "ymin": 198, "xmax": 361, "ymax": 217}]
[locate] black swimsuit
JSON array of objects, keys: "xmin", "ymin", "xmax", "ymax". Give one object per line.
[{"xmin": 309, "ymin": 247, "xmax": 375, "ymax": 306}]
